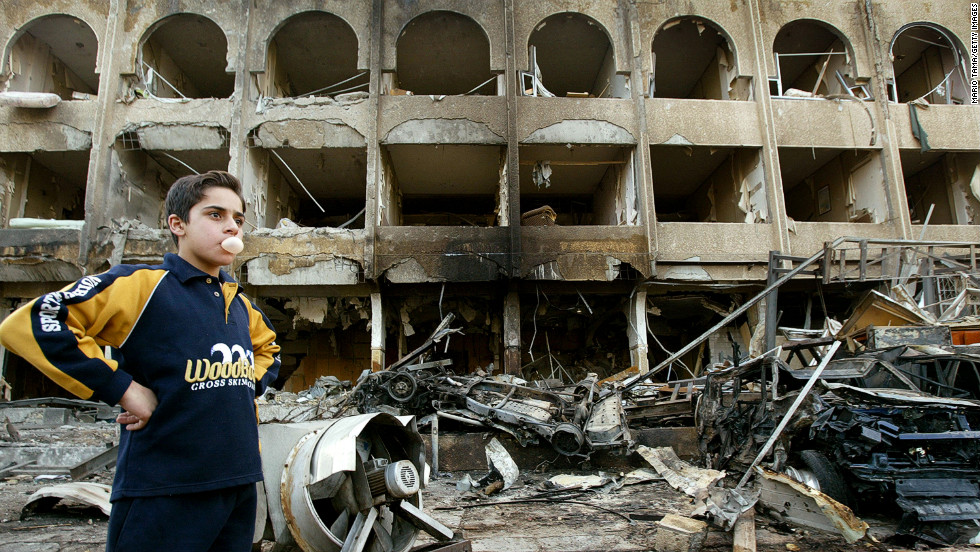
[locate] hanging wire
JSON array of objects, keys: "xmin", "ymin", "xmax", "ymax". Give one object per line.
[
  {"xmin": 301, "ymin": 71, "xmax": 369, "ymax": 97},
  {"xmin": 463, "ymin": 75, "xmax": 498, "ymax": 96},
  {"xmin": 269, "ymin": 149, "xmax": 326, "ymax": 213}
]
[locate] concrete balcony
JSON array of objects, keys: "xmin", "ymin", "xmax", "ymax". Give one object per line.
[
  {"xmin": 516, "ymin": 97, "xmax": 637, "ymax": 145},
  {"xmin": 646, "ymin": 99, "xmax": 762, "ymax": 147},
  {"xmin": 786, "ymin": 221, "xmax": 902, "ymax": 258},
  {"xmin": 772, "ymin": 98, "xmax": 877, "ymax": 149},
  {"xmin": 246, "ymin": 95, "xmax": 375, "ymax": 144},
  {"xmin": 108, "ymin": 98, "xmax": 235, "ymax": 130},
  {"xmin": 655, "ymin": 222, "xmax": 773, "ymax": 263},
  {"xmin": 375, "ymin": 226, "xmax": 510, "ymax": 283},
  {"xmin": 891, "ymin": 104, "xmax": 980, "ymax": 151},
  {"xmin": 0, "ymin": 99, "xmax": 97, "ymax": 152},
  {"xmin": 521, "ymin": 225, "xmax": 649, "ymax": 281},
  {"xmin": 0, "ymin": 228, "xmax": 83, "ymax": 282},
  {"xmin": 379, "ymin": 95, "xmax": 508, "ymax": 145}
]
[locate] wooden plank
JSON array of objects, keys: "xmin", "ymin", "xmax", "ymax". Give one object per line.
[
  {"xmin": 859, "ymin": 240, "xmax": 868, "ymax": 281},
  {"xmin": 733, "ymin": 506, "xmax": 756, "ymax": 552}
]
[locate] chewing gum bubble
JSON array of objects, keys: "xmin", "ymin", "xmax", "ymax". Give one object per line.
[{"xmin": 221, "ymin": 236, "xmax": 244, "ymax": 254}]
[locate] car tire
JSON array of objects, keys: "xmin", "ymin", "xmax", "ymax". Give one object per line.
[{"xmin": 799, "ymin": 450, "xmax": 850, "ymax": 505}]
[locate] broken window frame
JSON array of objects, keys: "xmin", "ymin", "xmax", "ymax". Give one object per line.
[
  {"xmin": 888, "ymin": 23, "xmax": 971, "ymax": 105},
  {"xmin": 770, "ymin": 21, "xmax": 862, "ymax": 101}
]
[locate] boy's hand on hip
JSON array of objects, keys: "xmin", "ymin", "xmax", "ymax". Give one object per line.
[{"xmin": 117, "ymin": 381, "xmax": 158, "ymax": 431}]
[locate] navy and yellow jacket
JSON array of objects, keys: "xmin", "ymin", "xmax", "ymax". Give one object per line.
[{"xmin": 0, "ymin": 253, "xmax": 280, "ymax": 500}]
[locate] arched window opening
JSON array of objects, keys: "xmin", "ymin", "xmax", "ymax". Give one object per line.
[
  {"xmin": 5, "ymin": 15, "xmax": 98, "ymax": 100},
  {"xmin": 651, "ymin": 18, "xmax": 748, "ymax": 100},
  {"xmin": 138, "ymin": 14, "xmax": 234, "ymax": 99},
  {"xmin": 525, "ymin": 13, "xmax": 626, "ymax": 98},
  {"xmin": 393, "ymin": 11, "xmax": 494, "ymax": 96},
  {"xmin": 772, "ymin": 21, "xmax": 860, "ymax": 99},
  {"xmin": 779, "ymin": 148, "xmax": 887, "ymax": 223},
  {"xmin": 891, "ymin": 25, "xmax": 969, "ymax": 104},
  {"xmin": 901, "ymin": 150, "xmax": 979, "ymax": 225},
  {"xmin": 265, "ymin": 12, "xmax": 366, "ymax": 99}
]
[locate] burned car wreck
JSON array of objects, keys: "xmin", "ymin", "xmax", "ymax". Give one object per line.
[
  {"xmin": 690, "ymin": 342, "xmax": 980, "ymax": 546},
  {"xmin": 349, "ymin": 314, "xmax": 632, "ymax": 459}
]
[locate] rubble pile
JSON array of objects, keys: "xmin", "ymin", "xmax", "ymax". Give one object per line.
[{"xmin": 336, "ymin": 239, "xmax": 980, "ymax": 548}]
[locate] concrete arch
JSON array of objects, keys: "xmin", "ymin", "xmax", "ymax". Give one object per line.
[
  {"xmin": 1, "ymin": 13, "xmax": 101, "ymax": 94},
  {"xmin": 523, "ymin": 120, "xmax": 635, "ymax": 145},
  {"xmin": 395, "ymin": 10, "xmax": 493, "ymax": 95},
  {"xmin": 265, "ymin": 11, "xmax": 363, "ymax": 98},
  {"xmin": 527, "ymin": 12, "xmax": 617, "ymax": 98},
  {"xmin": 651, "ymin": 16, "xmax": 743, "ymax": 100},
  {"xmin": 889, "ymin": 22, "xmax": 970, "ymax": 104},
  {"xmin": 135, "ymin": 13, "xmax": 234, "ymax": 99},
  {"xmin": 383, "ymin": 119, "xmax": 504, "ymax": 145}
]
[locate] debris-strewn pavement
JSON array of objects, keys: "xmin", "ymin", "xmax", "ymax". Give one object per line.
[{"xmin": 0, "ymin": 422, "xmax": 977, "ymax": 552}]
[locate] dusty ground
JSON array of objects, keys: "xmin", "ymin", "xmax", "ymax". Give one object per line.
[{"xmin": 2, "ymin": 425, "xmax": 979, "ymax": 552}]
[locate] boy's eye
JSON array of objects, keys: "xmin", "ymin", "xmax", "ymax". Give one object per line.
[{"xmin": 235, "ymin": 219, "xmax": 244, "ymax": 227}]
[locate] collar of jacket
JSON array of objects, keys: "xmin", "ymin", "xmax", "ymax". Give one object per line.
[{"xmin": 162, "ymin": 252, "xmax": 236, "ymax": 287}]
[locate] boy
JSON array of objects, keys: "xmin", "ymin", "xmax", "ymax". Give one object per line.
[{"xmin": 0, "ymin": 171, "xmax": 280, "ymax": 551}]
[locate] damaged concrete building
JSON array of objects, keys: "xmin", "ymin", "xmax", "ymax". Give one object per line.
[{"xmin": 0, "ymin": 0, "xmax": 977, "ymax": 398}]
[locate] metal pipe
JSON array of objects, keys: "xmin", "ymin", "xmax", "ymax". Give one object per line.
[{"xmin": 735, "ymin": 340, "xmax": 841, "ymax": 491}]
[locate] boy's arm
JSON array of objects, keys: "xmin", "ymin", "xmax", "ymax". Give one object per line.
[
  {"xmin": 0, "ymin": 269, "xmax": 165, "ymax": 406},
  {"xmin": 241, "ymin": 295, "xmax": 280, "ymax": 395}
]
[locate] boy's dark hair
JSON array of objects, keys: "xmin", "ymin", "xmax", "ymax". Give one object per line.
[{"xmin": 165, "ymin": 171, "xmax": 246, "ymax": 246}]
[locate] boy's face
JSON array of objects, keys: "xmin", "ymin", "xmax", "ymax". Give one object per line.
[{"xmin": 167, "ymin": 187, "xmax": 245, "ymax": 276}]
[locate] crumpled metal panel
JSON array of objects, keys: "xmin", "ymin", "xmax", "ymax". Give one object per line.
[
  {"xmin": 22, "ymin": 482, "xmax": 112, "ymax": 517},
  {"xmin": 758, "ymin": 468, "xmax": 868, "ymax": 543}
]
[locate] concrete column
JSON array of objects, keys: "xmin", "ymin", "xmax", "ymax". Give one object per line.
[
  {"xmin": 503, "ymin": 0, "xmax": 522, "ymax": 278},
  {"xmin": 370, "ymin": 292, "xmax": 385, "ymax": 371},
  {"xmin": 856, "ymin": 1, "xmax": 914, "ymax": 239},
  {"xmin": 81, "ymin": 0, "xmax": 126, "ymax": 268},
  {"xmin": 621, "ymin": 0, "xmax": 657, "ymax": 275},
  {"xmin": 746, "ymin": 0, "xmax": 792, "ymax": 254},
  {"xmin": 503, "ymin": 290, "xmax": 521, "ymax": 375},
  {"xmin": 626, "ymin": 288, "xmax": 649, "ymax": 374}
]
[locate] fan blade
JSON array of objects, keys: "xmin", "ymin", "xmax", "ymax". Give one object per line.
[
  {"xmin": 329, "ymin": 508, "xmax": 350, "ymax": 541},
  {"xmin": 330, "ymin": 473, "xmax": 358, "ymax": 517},
  {"xmin": 340, "ymin": 507, "xmax": 378, "ymax": 552},
  {"xmin": 395, "ymin": 500, "xmax": 454, "ymax": 541},
  {"xmin": 309, "ymin": 471, "xmax": 346, "ymax": 501},
  {"xmin": 369, "ymin": 517, "xmax": 393, "ymax": 552}
]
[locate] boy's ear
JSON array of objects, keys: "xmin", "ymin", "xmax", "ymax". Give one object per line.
[{"xmin": 167, "ymin": 214, "xmax": 186, "ymax": 239}]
